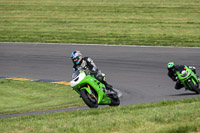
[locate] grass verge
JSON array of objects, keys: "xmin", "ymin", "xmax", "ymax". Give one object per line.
[
  {"xmin": 0, "ymin": 97, "xmax": 200, "ymax": 133},
  {"xmin": 0, "ymin": 0, "xmax": 200, "ymax": 47},
  {"xmin": 0, "ymin": 79, "xmax": 84, "ymax": 115}
]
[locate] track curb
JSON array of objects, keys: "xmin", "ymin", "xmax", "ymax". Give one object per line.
[{"xmin": 0, "ymin": 77, "xmax": 70, "ymax": 85}]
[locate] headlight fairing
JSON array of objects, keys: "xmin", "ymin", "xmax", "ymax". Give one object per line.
[{"xmin": 181, "ymin": 71, "xmax": 189, "ymax": 78}]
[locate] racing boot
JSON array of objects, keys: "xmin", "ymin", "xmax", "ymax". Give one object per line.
[{"xmin": 105, "ymin": 83, "xmax": 116, "ymax": 95}]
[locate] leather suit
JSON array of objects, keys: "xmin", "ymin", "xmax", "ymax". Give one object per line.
[
  {"xmin": 168, "ymin": 65, "xmax": 196, "ymax": 89},
  {"xmin": 73, "ymin": 57, "xmax": 113, "ymax": 90}
]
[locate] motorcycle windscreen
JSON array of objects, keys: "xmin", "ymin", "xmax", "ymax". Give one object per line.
[{"xmin": 72, "ymin": 70, "xmax": 80, "ymax": 79}]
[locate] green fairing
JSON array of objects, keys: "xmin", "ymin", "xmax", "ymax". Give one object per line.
[
  {"xmin": 176, "ymin": 66, "xmax": 199, "ymax": 90},
  {"xmin": 71, "ymin": 70, "xmax": 111, "ymax": 105}
]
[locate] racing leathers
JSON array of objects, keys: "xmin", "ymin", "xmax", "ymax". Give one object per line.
[
  {"xmin": 168, "ymin": 65, "xmax": 196, "ymax": 89},
  {"xmin": 72, "ymin": 57, "xmax": 113, "ymax": 91}
]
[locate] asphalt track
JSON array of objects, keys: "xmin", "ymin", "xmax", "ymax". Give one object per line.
[{"xmin": 0, "ymin": 42, "xmax": 200, "ymax": 118}]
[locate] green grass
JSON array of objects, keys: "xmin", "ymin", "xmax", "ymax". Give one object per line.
[
  {"xmin": 0, "ymin": 79, "xmax": 84, "ymax": 114},
  {"xmin": 0, "ymin": 79, "xmax": 200, "ymax": 132},
  {"xmin": 0, "ymin": 0, "xmax": 200, "ymax": 47},
  {"xmin": 0, "ymin": 97, "xmax": 200, "ymax": 133}
]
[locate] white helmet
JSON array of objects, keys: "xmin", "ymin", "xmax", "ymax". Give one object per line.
[{"xmin": 70, "ymin": 50, "xmax": 82, "ymax": 65}]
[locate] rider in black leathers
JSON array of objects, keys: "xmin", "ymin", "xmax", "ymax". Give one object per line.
[
  {"xmin": 167, "ymin": 62, "xmax": 197, "ymax": 89},
  {"xmin": 70, "ymin": 50, "xmax": 114, "ymax": 93}
]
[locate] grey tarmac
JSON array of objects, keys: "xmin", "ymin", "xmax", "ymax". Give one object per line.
[{"xmin": 0, "ymin": 42, "xmax": 200, "ymax": 118}]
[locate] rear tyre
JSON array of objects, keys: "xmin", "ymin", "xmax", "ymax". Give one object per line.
[
  {"xmin": 80, "ymin": 89, "xmax": 98, "ymax": 108},
  {"xmin": 188, "ymin": 80, "xmax": 200, "ymax": 94},
  {"xmin": 109, "ymin": 96, "xmax": 120, "ymax": 106}
]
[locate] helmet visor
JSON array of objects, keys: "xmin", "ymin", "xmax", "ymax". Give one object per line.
[{"xmin": 73, "ymin": 57, "xmax": 78, "ymax": 62}]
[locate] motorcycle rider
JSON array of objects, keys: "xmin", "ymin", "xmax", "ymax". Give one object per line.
[
  {"xmin": 70, "ymin": 50, "xmax": 115, "ymax": 93},
  {"xmin": 167, "ymin": 62, "xmax": 197, "ymax": 89}
]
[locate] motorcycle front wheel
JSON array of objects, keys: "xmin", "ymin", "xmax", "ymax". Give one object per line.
[
  {"xmin": 188, "ymin": 80, "xmax": 200, "ymax": 94},
  {"xmin": 80, "ymin": 89, "xmax": 98, "ymax": 108}
]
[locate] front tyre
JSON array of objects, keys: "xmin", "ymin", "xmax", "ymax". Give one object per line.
[
  {"xmin": 80, "ymin": 89, "xmax": 98, "ymax": 108},
  {"xmin": 188, "ymin": 80, "xmax": 200, "ymax": 94}
]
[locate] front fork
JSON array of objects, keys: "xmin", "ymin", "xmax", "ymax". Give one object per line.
[
  {"xmin": 80, "ymin": 85, "xmax": 98, "ymax": 103},
  {"xmin": 187, "ymin": 78, "xmax": 199, "ymax": 88}
]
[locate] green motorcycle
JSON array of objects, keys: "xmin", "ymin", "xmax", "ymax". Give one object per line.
[
  {"xmin": 176, "ymin": 65, "xmax": 200, "ymax": 94},
  {"xmin": 70, "ymin": 70, "xmax": 120, "ymax": 108}
]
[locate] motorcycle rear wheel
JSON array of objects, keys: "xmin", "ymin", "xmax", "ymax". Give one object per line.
[
  {"xmin": 109, "ymin": 96, "xmax": 120, "ymax": 106},
  {"xmin": 80, "ymin": 89, "xmax": 98, "ymax": 108}
]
